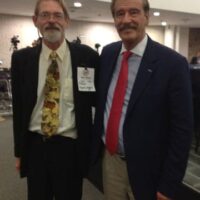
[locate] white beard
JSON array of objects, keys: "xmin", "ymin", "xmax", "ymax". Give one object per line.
[{"xmin": 43, "ymin": 30, "xmax": 62, "ymax": 43}]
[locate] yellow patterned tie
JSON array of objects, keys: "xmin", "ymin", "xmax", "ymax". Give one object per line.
[{"xmin": 41, "ymin": 51, "xmax": 60, "ymax": 137}]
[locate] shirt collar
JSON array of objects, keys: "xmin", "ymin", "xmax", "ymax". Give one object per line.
[
  {"xmin": 42, "ymin": 40, "xmax": 67, "ymax": 61},
  {"xmin": 120, "ymin": 34, "xmax": 148, "ymax": 57}
]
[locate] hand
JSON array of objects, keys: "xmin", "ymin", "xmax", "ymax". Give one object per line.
[
  {"xmin": 157, "ymin": 192, "xmax": 171, "ymax": 200},
  {"xmin": 15, "ymin": 158, "xmax": 21, "ymax": 172}
]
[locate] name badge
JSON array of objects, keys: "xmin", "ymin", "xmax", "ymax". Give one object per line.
[{"xmin": 77, "ymin": 67, "xmax": 95, "ymax": 92}]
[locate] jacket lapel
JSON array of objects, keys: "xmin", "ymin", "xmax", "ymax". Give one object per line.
[
  {"xmin": 126, "ymin": 38, "xmax": 159, "ymax": 116},
  {"xmin": 20, "ymin": 44, "xmax": 41, "ymax": 120},
  {"xmin": 31, "ymin": 45, "xmax": 40, "ymax": 89},
  {"xmin": 67, "ymin": 41, "xmax": 79, "ymax": 105},
  {"xmin": 101, "ymin": 42, "xmax": 122, "ymax": 103},
  {"xmin": 25, "ymin": 45, "xmax": 41, "ymax": 107}
]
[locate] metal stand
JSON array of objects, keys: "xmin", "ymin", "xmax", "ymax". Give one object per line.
[{"xmin": 0, "ymin": 68, "xmax": 12, "ymax": 116}]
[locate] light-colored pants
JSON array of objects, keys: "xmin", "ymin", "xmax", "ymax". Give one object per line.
[{"xmin": 103, "ymin": 150, "xmax": 135, "ymax": 200}]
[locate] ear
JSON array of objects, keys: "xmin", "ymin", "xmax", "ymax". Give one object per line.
[
  {"xmin": 64, "ymin": 17, "xmax": 70, "ymax": 29},
  {"xmin": 145, "ymin": 12, "xmax": 149, "ymax": 25},
  {"xmin": 32, "ymin": 15, "xmax": 38, "ymax": 28}
]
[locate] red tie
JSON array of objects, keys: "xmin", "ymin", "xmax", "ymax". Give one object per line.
[{"xmin": 106, "ymin": 51, "xmax": 132, "ymax": 154}]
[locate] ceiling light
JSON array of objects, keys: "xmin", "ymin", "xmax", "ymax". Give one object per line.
[
  {"xmin": 74, "ymin": 2, "xmax": 82, "ymax": 8},
  {"xmin": 153, "ymin": 12, "xmax": 160, "ymax": 16},
  {"xmin": 161, "ymin": 21, "xmax": 167, "ymax": 26}
]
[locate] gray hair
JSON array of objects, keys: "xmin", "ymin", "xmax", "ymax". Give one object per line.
[
  {"xmin": 110, "ymin": 0, "xmax": 150, "ymax": 16},
  {"xmin": 34, "ymin": 0, "xmax": 70, "ymax": 19}
]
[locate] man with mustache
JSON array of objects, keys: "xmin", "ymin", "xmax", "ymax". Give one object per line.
[
  {"xmin": 11, "ymin": 0, "xmax": 99, "ymax": 199},
  {"xmin": 92, "ymin": 0, "xmax": 193, "ymax": 200}
]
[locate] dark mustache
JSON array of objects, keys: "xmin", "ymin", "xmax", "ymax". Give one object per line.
[
  {"xmin": 45, "ymin": 25, "xmax": 60, "ymax": 31},
  {"xmin": 118, "ymin": 24, "xmax": 137, "ymax": 31}
]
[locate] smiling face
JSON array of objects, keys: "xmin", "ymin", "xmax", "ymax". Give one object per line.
[
  {"xmin": 33, "ymin": 0, "xmax": 69, "ymax": 49},
  {"xmin": 112, "ymin": 0, "xmax": 149, "ymax": 50}
]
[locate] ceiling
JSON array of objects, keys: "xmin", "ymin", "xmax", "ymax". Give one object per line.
[{"xmin": 1, "ymin": 0, "xmax": 200, "ymax": 27}]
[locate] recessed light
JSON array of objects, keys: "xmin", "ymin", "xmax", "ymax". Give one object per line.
[
  {"xmin": 161, "ymin": 21, "xmax": 167, "ymax": 26},
  {"xmin": 153, "ymin": 12, "xmax": 160, "ymax": 16},
  {"xmin": 74, "ymin": 2, "xmax": 82, "ymax": 8}
]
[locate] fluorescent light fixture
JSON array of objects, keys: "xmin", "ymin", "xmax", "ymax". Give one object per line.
[
  {"xmin": 153, "ymin": 11, "xmax": 160, "ymax": 16},
  {"xmin": 74, "ymin": 2, "xmax": 82, "ymax": 8},
  {"xmin": 161, "ymin": 21, "xmax": 167, "ymax": 26}
]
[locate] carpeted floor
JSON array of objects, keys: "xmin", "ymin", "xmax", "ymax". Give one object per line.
[
  {"xmin": 0, "ymin": 117, "xmax": 104, "ymax": 200},
  {"xmin": 1, "ymin": 116, "xmax": 200, "ymax": 200}
]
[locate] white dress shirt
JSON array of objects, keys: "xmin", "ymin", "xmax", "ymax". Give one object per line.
[{"xmin": 29, "ymin": 40, "xmax": 77, "ymax": 139}]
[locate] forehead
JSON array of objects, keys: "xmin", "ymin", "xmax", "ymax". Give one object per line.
[
  {"xmin": 114, "ymin": 0, "xmax": 143, "ymax": 10},
  {"xmin": 38, "ymin": 0, "xmax": 63, "ymax": 12}
]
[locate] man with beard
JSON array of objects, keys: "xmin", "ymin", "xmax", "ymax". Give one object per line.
[
  {"xmin": 92, "ymin": 0, "xmax": 193, "ymax": 200},
  {"xmin": 11, "ymin": 0, "xmax": 99, "ymax": 199}
]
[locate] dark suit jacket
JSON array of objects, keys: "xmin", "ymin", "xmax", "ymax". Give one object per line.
[
  {"xmin": 190, "ymin": 67, "xmax": 200, "ymax": 131},
  {"xmin": 11, "ymin": 40, "xmax": 99, "ymax": 177},
  {"xmin": 92, "ymin": 37, "xmax": 193, "ymax": 200}
]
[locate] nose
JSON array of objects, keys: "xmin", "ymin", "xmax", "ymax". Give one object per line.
[
  {"xmin": 48, "ymin": 14, "xmax": 57, "ymax": 23},
  {"xmin": 49, "ymin": 15, "xmax": 56, "ymax": 23},
  {"xmin": 122, "ymin": 12, "xmax": 132, "ymax": 23}
]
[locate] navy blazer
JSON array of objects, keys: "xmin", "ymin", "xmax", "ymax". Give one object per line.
[
  {"xmin": 11, "ymin": 40, "xmax": 99, "ymax": 177},
  {"xmin": 93, "ymin": 37, "xmax": 193, "ymax": 200}
]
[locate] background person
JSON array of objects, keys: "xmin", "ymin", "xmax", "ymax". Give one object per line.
[{"xmin": 190, "ymin": 50, "xmax": 200, "ymax": 64}]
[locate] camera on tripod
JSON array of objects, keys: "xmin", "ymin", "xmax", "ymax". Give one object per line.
[{"xmin": 10, "ymin": 35, "xmax": 20, "ymax": 50}]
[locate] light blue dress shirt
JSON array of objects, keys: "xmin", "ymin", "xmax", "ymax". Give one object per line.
[{"xmin": 103, "ymin": 35, "xmax": 148, "ymax": 155}]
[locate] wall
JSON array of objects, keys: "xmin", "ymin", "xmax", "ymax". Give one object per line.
[
  {"xmin": 189, "ymin": 28, "xmax": 200, "ymax": 62},
  {"xmin": 0, "ymin": 14, "xmax": 38, "ymax": 68},
  {"xmin": 67, "ymin": 21, "xmax": 164, "ymax": 54},
  {"xmin": 146, "ymin": 26, "xmax": 164, "ymax": 45},
  {"xmin": 66, "ymin": 20, "xmax": 120, "ymax": 53},
  {"xmin": 0, "ymin": 14, "xmax": 164, "ymax": 68},
  {"xmin": 175, "ymin": 27, "xmax": 189, "ymax": 58}
]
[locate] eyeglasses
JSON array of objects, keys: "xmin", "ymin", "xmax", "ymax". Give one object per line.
[{"xmin": 38, "ymin": 12, "xmax": 65, "ymax": 21}]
